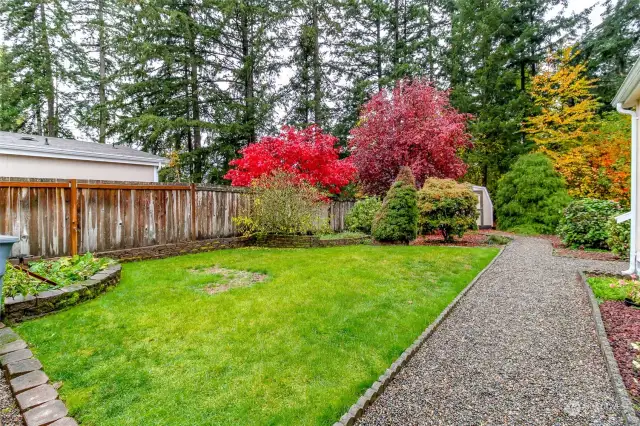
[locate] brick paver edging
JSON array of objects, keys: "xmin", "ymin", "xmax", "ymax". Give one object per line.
[
  {"xmin": 579, "ymin": 271, "xmax": 640, "ymax": 425},
  {"xmin": 0, "ymin": 323, "xmax": 77, "ymax": 425},
  {"xmin": 333, "ymin": 246, "xmax": 506, "ymax": 426},
  {"xmin": 4, "ymin": 264, "xmax": 122, "ymax": 323}
]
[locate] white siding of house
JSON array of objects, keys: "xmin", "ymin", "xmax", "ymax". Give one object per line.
[{"xmin": 0, "ymin": 153, "xmax": 157, "ymax": 182}]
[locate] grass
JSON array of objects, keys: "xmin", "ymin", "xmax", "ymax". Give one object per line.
[
  {"xmin": 588, "ymin": 276, "xmax": 628, "ymax": 301},
  {"xmin": 15, "ymin": 245, "xmax": 498, "ymax": 426}
]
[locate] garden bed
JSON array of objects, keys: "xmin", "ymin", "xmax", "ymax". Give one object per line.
[
  {"xmin": 547, "ymin": 235, "xmax": 622, "ymax": 261},
  {"xmin": 14, "ymin": 245, "xmax": 498, "ymax": 425},
  {"xmin": 411, "ymin": 230, "xmax": 511, "ymax": 247},
  {"xmin": 4, "ymin": 254, "xmax": 120, "ymax": 322},
  {"xmin": 587, "ymin": 275, "xmax": 640, "ymax": 417}
]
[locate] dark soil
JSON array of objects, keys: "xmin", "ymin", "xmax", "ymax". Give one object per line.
[
  {"xmin": 599, "ymin": 300, "xmax": 640, "ymax": 413},
  {"xmin": 544, "ymin": 235, "xmax": 622, "ymax": 261},
  {"xmin": 411, "ymin": 230, "xmax": 512, "ymax": 247}
]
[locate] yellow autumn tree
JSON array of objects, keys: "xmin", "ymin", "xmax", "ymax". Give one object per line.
[
  {"xmin": 525, "ymin": 47, "xmax": 631, "ymax": 203},
  {"xmin": 525, "ymin": 47, "xmax": 599, "ymax": 158}
]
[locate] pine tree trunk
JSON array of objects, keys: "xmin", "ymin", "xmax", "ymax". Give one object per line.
[
  {"xmin": 312, "ymin": 0, "xmax": 321, "ymax": 125},
  {"xmin": 98, "ymin": 0, "xmax": 106, "ymax": 143},
  {"xmin": 241, "ymin": 7, "xmax": 256, "ymax": 143},
  {"xmin": 40, "ymin": 2, "xmax": 56, "ymax": 137},
  {"xmin": 392, "ymin": 0, "xmax": 399, "ymax": 67},
  {"xmin": 376, "ymin": 12, "xmax": 382, "ymax": 90}
]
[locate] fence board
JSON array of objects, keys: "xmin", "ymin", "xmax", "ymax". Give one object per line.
[{"xmin": 0, "ymin": 179, "xmax": 354, "ymax": 258}]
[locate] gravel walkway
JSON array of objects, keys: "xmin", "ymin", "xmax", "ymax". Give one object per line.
[
  {"xmin": 0, "ymin": 370, "xmax": 23, "ymax": 425},
  {"xmin": 357, "ymin": 236, "xmax": 627, "ymax": 426}
]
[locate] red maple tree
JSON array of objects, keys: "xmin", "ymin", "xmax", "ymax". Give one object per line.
[
  {"xmin": 349, "ymin": 79, "xmax": 472, "ymax": 195},
  {"xmin": 224, "ymin": 125, "xmax": 356, "ymax": 194}
]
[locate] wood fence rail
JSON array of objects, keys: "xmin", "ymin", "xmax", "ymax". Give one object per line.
[{"xmin": 0, "ymin": 178, "xmax": 354, "ymax": 258}]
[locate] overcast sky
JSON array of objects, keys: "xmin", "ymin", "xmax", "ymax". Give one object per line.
[{"xmin": 568, "ymin": 0, "xmax": 605, "ymax": 27}]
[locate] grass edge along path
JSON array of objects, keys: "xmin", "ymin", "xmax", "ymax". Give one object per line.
[{"xmin": 15, "ymin": 245, "xmax": 498, "ymax": 426}]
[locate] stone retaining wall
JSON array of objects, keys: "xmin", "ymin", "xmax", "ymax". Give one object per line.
[
  {"xmin": 4, "ymin": 265, "xmax": 122, "ymax": 323},
  {"xmin": 95, "ymin": 235, "xmax": 370, "ymax": 262},
  {"xmin": 254, "ymin": 235, "xmax": 370, "ymax": 249},
  {"xmin": 96, "ymin": 236, "xmax": 256, "ymax": 262}
]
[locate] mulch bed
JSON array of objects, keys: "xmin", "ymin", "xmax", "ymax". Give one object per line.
[
  {"xmin": 599, "ymin": 301, "xmax": 640, "ymax": 413},
  {"xmin": 411, "ymin": 230, "xmax": 512, "ymax": 247},
  {"xmin": 543, "ymin": 235, "xmax": 622, "ymax": 262}
]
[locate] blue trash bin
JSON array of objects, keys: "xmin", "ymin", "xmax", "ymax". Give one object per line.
[{"xmin": 0, "ymin": 235, "xmax": 19, "ymax": 317}]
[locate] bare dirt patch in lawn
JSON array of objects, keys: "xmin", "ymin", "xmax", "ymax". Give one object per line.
[{"xmin": 190, "ymin": 267, "xmax": 267, "ymax": 295}]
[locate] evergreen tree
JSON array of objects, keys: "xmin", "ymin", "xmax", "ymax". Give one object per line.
[
  {"xmin": 495, "ymin": 153, "xmax": 570, "ymax": 234},
  {"xmin": 372, "ymin": 166, "xmax": 419, "ymax": 243},
  {"xmin": 0, "ymin": 48, "xmax": 23, "ymax": 131},
  {"xmin": 581, "ymin": 0, "xmax": 640, "ymax": 105},
  {"xmin": 0, "ymin": 0, "xmax": 83, "ymax": 136}
]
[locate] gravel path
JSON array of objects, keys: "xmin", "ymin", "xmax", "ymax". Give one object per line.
[
  {"xmin": 0, "ymin": 369, "xmax": 23, "ymax": 426},
  {"xmin": 357, "ymin": 236, "xmax": 627, "ymax": 426}
]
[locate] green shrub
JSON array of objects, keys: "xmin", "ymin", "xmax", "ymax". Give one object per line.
[
  {"xmin": 345, "ymin": 197, "xmax": 382, "ymax": 234},
  {"xmin": 495, "ymin": 153, "xmax": 570, "ymax": 234},
  {"xmin": 417, "ymin": 178, "xmax": 478, "ymax": 242},
  {"xmin": 557, "ymin": 199, "xmax": 622, "ymax": 249},
  {"xmin": 607, "ymin": 218, "xmax": 630, "ymax": 256},
  {"xmin": 486, "ymin": 234, "xmax": 512, "ymax": 245},
  {"xmin": 233, "ymin": 171, "xmax": 330, "ymax": 236},
  {"xmin": 371, "ymin": 167, "xmax": 419, "ymax": 243}
]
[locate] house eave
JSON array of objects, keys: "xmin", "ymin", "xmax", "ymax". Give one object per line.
[
  {"xmin": 612, "ymin": 57, "xmax": 640, "ymax": 108},
  {"xmin": 0, "ymin": 144, "xmax": 169, "ymax": 167}
]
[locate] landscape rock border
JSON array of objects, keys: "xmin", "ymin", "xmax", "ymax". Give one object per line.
[
  {"xmin": 0, "ymin": 323, "xmax": 77, "ymax": 426},
  {"xmin": 579, "ymin": 271, "xmax": 640, "ymax": 425},
  {"xmin": 332, "ymin": 245, "xmax": 506, "ymax": 426},
  {"xmin": 96, "ymin": 235, "xmax": 370, "ymax": 262},
  {"xmin": 4, "ymin": 264, "xmax": 122, "ymax": 323}
]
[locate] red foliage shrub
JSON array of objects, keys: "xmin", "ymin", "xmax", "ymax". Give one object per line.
[
  {"xmin": 224, "ymin": 125, "xmax": 356, "ymax": 194},
  {"xmin": 349, "ymin": 79, "xmax": 472, "ymax": 195}
]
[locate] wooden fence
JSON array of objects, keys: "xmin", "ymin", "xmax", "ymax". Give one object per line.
[{"xmin": 0, "ymin": 178, "xmax": 354, "ymax": 258}]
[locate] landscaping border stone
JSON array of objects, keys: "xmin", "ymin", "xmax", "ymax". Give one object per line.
[
  {"xmin": 332, "ymin": 245, "xmax": 506, "ymax": 426},
  {"xmin": 578, "ymin": 271, "xmax": 640, "ymax": 426},
  {"xmin": 4, "ymin": 264, "xmax": 122, "ymax": 323},
  {"xmin": 0, "ymin": 323, "xmax": 77, "ymax": 426},
  {"xmin": 255, "ymin": 234, "xmax": 370, "ymax": 248},
  {"xmin": 94, "ymin": 235, "xmax": 370, "ymax": 262}
]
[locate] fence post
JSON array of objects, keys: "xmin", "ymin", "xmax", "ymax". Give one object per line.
[
  {"xmin": 69, "ymin": 179, "xmax": 78, "ymax": 256},
  {"xmin": 190, "ymin": 183, "xmax": 197, "ymax": 240}
]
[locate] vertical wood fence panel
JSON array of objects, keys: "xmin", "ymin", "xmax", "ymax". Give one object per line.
[{"xmin": 0, "ymin": 179, "xmax": 354, "ymax": 258}]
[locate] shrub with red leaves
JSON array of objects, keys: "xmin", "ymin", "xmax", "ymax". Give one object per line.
[
  {"xmin": 349, "ymin": 79, "xmax": 472, "ymax": 195},
  {"xmin": 224, "ymin": 125, "xmax": 356, "ymax": 195}
]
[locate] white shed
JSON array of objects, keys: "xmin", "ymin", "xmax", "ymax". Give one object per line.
[
  {"xmin": 0, "ymin": 131, "xmax": 168, "ymax": 182},
  {"xmin": 472, "ymin": 185, "xmax": 494, "ymax": 229}
]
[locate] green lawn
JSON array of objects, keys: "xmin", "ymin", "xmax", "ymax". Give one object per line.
[{"xmin": 15, "ymin": 245, "xmax": 498, "ymax": 426}]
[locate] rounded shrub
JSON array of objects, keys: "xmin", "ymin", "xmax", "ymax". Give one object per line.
[
  {"xmin": 495, "ymin": 153, "xmax": 570, "ymax": 234},
  {"xmin": 345, "ymin": 197, "xmax": 382, "ymax": 234},
  {"xmin": 371, "ymin": 166, "xmax": 419, "ymax": 243},
  {"xmin": 557, "ymin": 199, "xmax": 622, "ymax": 249},
  {"xmin": 417, "ymin": 178, "xmax": 478, "ymax": 242},
  {"xmin": 607, "ymin": 218, "xmax": 630, "ymax": 256},
  {"xmin": 233, "ymin": 171, "xmax": 330, "ymax": 236}
]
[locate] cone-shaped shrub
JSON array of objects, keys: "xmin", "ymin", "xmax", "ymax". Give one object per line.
[
  {"xmin": 372, "ymin": 166, "xmax": 419, "ymax": 243},
  {"xmin": 495, "ymin": 153, "xmax": 570, "ymax": 234}
]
